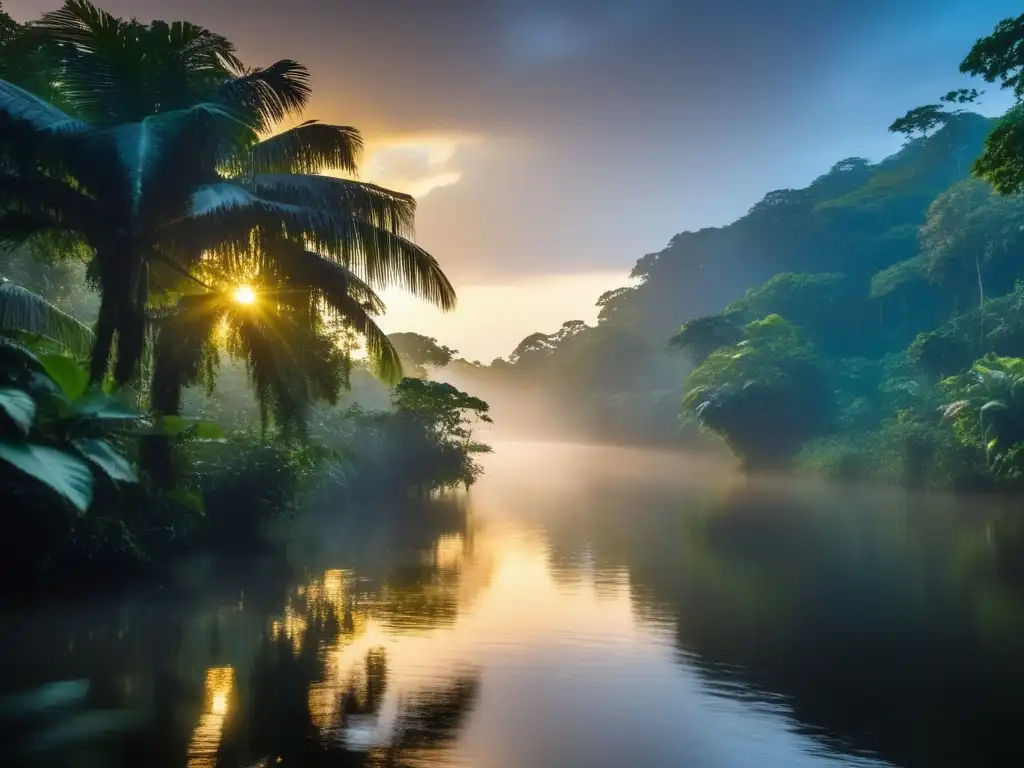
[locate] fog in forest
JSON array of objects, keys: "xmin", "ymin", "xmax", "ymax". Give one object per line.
[{"xmin": 7, "ymin": 2, "xmax": 1024, "ymax": 767}]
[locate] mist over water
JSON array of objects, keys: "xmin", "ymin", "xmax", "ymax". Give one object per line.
[{"xmin": 2, "ymin": 441, "xmax": 1023, "ymax": 767}]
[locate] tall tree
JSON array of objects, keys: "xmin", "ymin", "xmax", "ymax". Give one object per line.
[
  {"xmin": 0, "ymin": 0, "xmax": 455, "ymax": 416},
  {"xmin": 954, "ymin": 13, "xmax": 1024, "ymax": 193},
  {"xmin": 919, "ymin": 178, "xmax": 1024, "ymax": 313},
  {"xmin": 388, "ymin": 332, "xmax": 458, "ymax": 377}
]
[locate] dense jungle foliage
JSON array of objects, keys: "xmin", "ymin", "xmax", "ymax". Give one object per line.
[
  {"xmin": 452, "ymin": 11, "xmax": 1024, "ymax": 491},
  {"xmin": 0, "ymin": 1, "xmax": 491, "ymax": 589}
]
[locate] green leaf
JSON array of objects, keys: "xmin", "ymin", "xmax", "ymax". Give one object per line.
[
  {"xmin": 37, "ymin": 354, "xmax": 89, "ymax": 399},
  {"xmin": 0, "ymin": 440, "xmax": 93, "ymax": 513},
  {"xmin": 0, "ymin": 387, "xmax": 35, "ymax": 434},
  {"xmin": 156, "ymin": 415, "xmax": 187, "ymax": 436},
  {"xmin": 0, "ymin": 335, "xmax": 45, "ymax": 372},
  {"xmin": 74, "ymin": 391, "xmax": 140, "ymax": 422},
  {"xmin": 29, "ymin": 371, "xmax": 61, "ymax": 395},
  {"xmin": 0, "ymin": 280, "xmax": 94, "ymax": 358},
  {"xmin": 165, "ymin": 488, "xmax": 204, "ymax": 515},
  {"xmin": 73, "ymin": 438, "xmax": 137, "ymax": 483},
  {"xmin": 190, "ymin": 420, "xmax": 224, "ymax": 440},
  {"xmin": 981, "ymin": 400, "xmax": 1010, "ymax": 415}
]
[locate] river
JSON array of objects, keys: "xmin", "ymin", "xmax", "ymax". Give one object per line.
[{"xmin": 2, "ymin": 441, "xmax": 1024, "ymax": 767}]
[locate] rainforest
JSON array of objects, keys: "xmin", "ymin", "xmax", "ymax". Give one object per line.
[
  {"xmin": 0, "ymin": 1, "xmax": 492, "ymax": 588},
  {"xmin": 6, "ymin": 3, "xmax": 1024, "ymax": 768},
  {"xmin": 443, "ymin": 23, "xmax": 1024, "ymax": 492}
]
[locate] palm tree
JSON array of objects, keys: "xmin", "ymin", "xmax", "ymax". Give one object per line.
[
  {"xmin": 0, "ymin": 276, "xmax": 93, "ymax": 357},
  {"xmin": 0, "ymin": 0, "xmax": 455, "ymax": 414}
]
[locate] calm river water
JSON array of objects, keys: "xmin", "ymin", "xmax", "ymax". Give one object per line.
[{"xmin": 3, "ymin": 441, "xmax": 1024, "ymax": 767}]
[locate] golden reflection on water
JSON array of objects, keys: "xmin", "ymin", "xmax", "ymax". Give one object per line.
[
  {"xmin": 254, "ymin": 510, "xmax": 648, "ymax": 761},
  {"xmin": 185, "ymin": 666, "xmax": 235, "ymax": 768},
  {"xmin": 270, "ymin": 604, "xmax": 308, "ymax": 655},
  {"xmin": 173, "ymin": 443, "xmax": 988, "ymax": 766},
  {"xmin": 433, "ymin": 533, "xmax": 465, "ymax": 571},
  {"xmin": 15, "ymin": 443, "xmax": 1024, "ymax": 767}
]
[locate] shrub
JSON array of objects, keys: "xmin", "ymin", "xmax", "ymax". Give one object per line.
[{"xmin": 683, "ymin": 315, "xmax": 830, "ymax": 470}]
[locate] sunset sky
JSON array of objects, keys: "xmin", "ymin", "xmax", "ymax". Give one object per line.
[{"xmin": 9, "ymin": 0, "xmax": 1020, "ymax": 360}]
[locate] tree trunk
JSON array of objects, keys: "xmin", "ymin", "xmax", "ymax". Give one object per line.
[
  {"xmin": 140, "ymin": 320, "xmax": 184, "ymax": 491},
  {"xmin": 89, "ymin": 300, "xmax": 117, "ymax": 385},
  {"xmin": 88, "ymin": 241, "xmax": 139, "ymax": 386},
  {"xmin": 113, "ymin": 260, "xmax": 149, "ymax": 386}
]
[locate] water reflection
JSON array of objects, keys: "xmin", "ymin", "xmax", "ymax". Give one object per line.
[
  {"xmin": 185, "ymin": 667, "xmax": 234, "ymax": 768},
  {"xmin": 2, "ymin": 443, "xmax": 1024, "ymax": 766}
]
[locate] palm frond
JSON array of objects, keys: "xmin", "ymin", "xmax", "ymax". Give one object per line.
[
  {"xmin": 214, "ymin": 59, "xmax": 310, "ymax": 131},
  {"xmin": 149, "ymin": 20, "xmax": 242, "ymax": 79},
  {"xmin": 0, "ymin": 278, "xmax": 94, "ymax": 357},
  {"xmin": 269, "ymin": 239, "xmax": 386, "ymax": 313},
  {"xmin": 80, "ymin": 102, "xmax": 255, "ymax": 218},
  {"xmin": 150, "ymin": 293, "xmax": 223, "ymax": 413},
  {"xmin": 247, "ymin": 121, "xmax": 362, "ymax": 175},
  {"xmin": 247, "ymin": 174, "xmax": 415, "ymax": 235},
  {"xmin": 32, "ymin": 0, "xmax": 123, "ymax": 52},
  {"xmin": 30, "ymin": 0, "xmax": 136, "ymax": 122},
  {"xmin": 32, "ymin": 1, "xmax": 242, "ymax": 123},
  {"xmin": 0, "ymin": 78, "xmax": 90, "ymax": 136},
  {"xmin": 223, "ymin": 309, "xmax": 319, "ymax": 435},
  {"xmin": 139, "ymin": 20, "xmax": 242, "ymax": 115},
  {"xmin": 184, "ymin": 182, "xmax": 456, "ymax": 310},
  {"xmin": 323, "ymin": 289, "xmax": 402, "ymax": 383},
  {"xmin": 334, "ymin": 216, "xmax": 456, "ymax": 310},
  {"xmin": 0, "ymin": 174, "xmax": 101, "ymax": 235},
  {"xmin": 0, "ymin": 211, "xmax": 64, "ymax": 251}
]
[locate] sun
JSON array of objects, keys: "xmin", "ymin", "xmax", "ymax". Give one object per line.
[{"xmin": 232, "ymin": 285, "xmax": 257, "ymax": 305}]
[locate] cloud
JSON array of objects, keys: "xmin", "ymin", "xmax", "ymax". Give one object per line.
[
  {"xmin": 358, "ymin": 134, "xmax": 478, "ymax": 199},
  {"xmin": 12, "ymin": 0, "xmax": 1024, "ymax": 289}
]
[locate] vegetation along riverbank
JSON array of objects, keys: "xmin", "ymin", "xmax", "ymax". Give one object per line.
[
  {"xmin": 443, "ymin": 11, "xmax": 1024, "ymax": 494},
  {"xmin": 0, "ymin": 1, "xmax": 491, "ymax": 592}
]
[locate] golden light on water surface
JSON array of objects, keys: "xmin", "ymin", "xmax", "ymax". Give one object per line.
[
  {"xmin": 186, "ymin": 666, "xmax": 236, "ymax": 768},
  {"xmin": 211, "ymin": 691, "xmax": 228, "ymax": 716}
]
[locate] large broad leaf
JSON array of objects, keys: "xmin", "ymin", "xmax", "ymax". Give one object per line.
[
  {"xmin": 0, "ymin": 387, "xmax": 35, "ymax": 434},
  {"xmin": 72, "ymin": 438, "xmax": 137, "ymax": 483},
  {"xmin": 0, "ymin": 387, "xmax": 35, "ymax": 436},
  {"xmin": 189, "ymin": 420, "xmax": 224, "ymax": 441},
  {"xmin": 166, "ymin": 487, "xmax": 204, "ymax": 515},
  {"xmin": 155, "ymin": 414, "xmax": 186, "ymax": 436},
  {"xmin": 37, "ymin": 353, "xmax": 89, "ymax": 399},
  {"xmin": 0, "ymin": 280, "xmax": 94, "ymax": 358},
  {"xmin": 0, "ymin": 440, "xmax": 93, "ymax": 513},
  {"xmin": 0, "ymin": 335, "xmax": 44, "ymax": 372},
  {"xmin": 73, "ymin": 390, "xmax": 140, "ymax": 422},
  {"xmin": 142, "ymin": 417, "xmax": 222, "ymax": 440}
]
